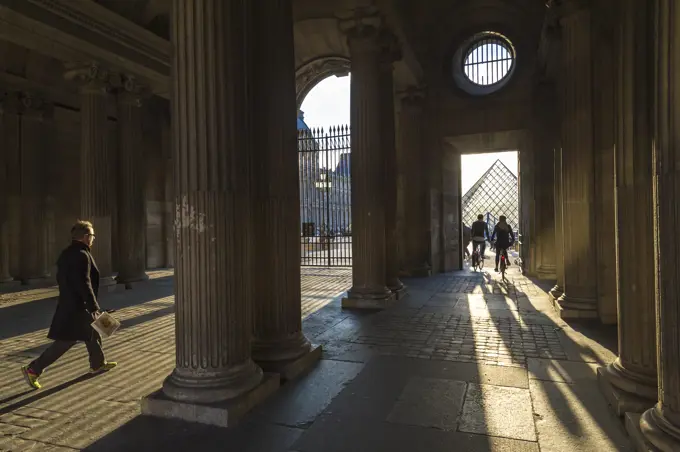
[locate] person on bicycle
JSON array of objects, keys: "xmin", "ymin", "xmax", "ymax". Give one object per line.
[
  {"xmin": 470, "ymin": 214, "xmax": 489, "ymax": 259},
  {"xmin": 490, "ymin": 215, "xmax": 515, "ymax": 272}
]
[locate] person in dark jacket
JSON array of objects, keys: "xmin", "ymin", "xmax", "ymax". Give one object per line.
[
  {"xmin": 471, "ymin": 214, "xmax": 489, "ymax": 258},
  {"xmin": 490, "ymin": 215, "xmax": 515, "ymax": 272},
  {"xmin": 21, "ymin": 220, "xmax": 117, "ymax": 389}
]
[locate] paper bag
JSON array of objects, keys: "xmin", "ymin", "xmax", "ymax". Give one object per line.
[{"xmin": 91, "ymin": 311, "xmax": 121, "ymax": 338}]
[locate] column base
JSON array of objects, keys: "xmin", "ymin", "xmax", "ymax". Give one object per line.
[
  {"xmin": 536, "ymin": 264, "xmax": 557, "ymax": 280},
  {"xmin": 627, "ymin": 413, "xmax": 659, "ymax": 452},
  {"xmin": 399, "ymin": 265, "xmax": 431, "ymax": 278},
  {"xmin": 142, "ymin": 372, "xmax": 280, "ymax": 428},
  {"xmin": 597, "ymin": 366, "xmax": 656, "ymax": 417},
  {"xmin": 388, "ymin": 281, "xmax": 408, "ymax": 300},
  {"xmin": 255, "ymin": 343, "xmax": 322, "ymax": 382},
  {"xmin": 0, "ymin": 279, "xmax": 22, "ymax": 291},
  {"xmin": 342, "ymin": 287, "xmax": 396, "ymax": 310},
  {"xmin": 639, "ymin": 405, "xmax": 680, "ymax": 452},
  {"xmin": 549, "ymin": 285, "xmax": 563, "ymax": 301},
  {"xmin": 116, "ymin": 272, "xmax": 150, "ymax": 290},
  {"xmin": 553, "ymin": 293, "xmax": 598, "ymax": 319},
  {"xmin": 100, "ymin": 275, "xmax": 125, "ymax": 293}
]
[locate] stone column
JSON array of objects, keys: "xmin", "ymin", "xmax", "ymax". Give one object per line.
[
  {"xmin": 532, "ymin": 83, "xmax": 557, "ymax": 280},
  {"xmin": 634, "ymin": 1, "xmax": 680, "ymax": 449},
  {"xmin": 64, "ymin": 63, "xmax": 116, "ymax": 290},
  {"xmin": 519, "ymin": 140, "xmax": 535, "ymax": 275},
  {"xmin": 599, "ymin": 0, "xmax": 657, "ymax": 417},
  {"xmin": 115, "ymin": 76, "xmax": 149, "ymax": 287},
  {"xmin": 554, "ymin": 1, "xmax": 598, "ymax": 318},
  {"xmin": 0, "ymin": 94, "xmax": 18, "ymax": 286},
  {"xmin": 250, "ymin": 0, "xmax": 318, "ymax": 380},
  {"xmin": 142, "ymin": 0, "xmax": 275, "ymax": 426},
  {"xmin": 18, "ymin": 94, "xmax": 51, "ymax": 284},
  {"xmin": 341, "ymin": 10, "xmax": 395, "ymax": 309},
  {"xmin": 549, "ymin": 146, "xmax": 564, "ymax": 300},
  {"xmin": 398, "ymin": 89, "xmax": 431, "ymax": 277},
  {"xmin": 379, "ymin": 31, "xmax": 405, "ymax": 298}
]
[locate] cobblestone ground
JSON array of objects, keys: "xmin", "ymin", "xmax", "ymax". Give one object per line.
[{"xmin": 0, "ymin": 261, "xmax": 627, "ymax": 451}]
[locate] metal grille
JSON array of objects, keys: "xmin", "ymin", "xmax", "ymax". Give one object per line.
[
  {"xmin": 463, "ymin": 35, "xmax": 514, "ymax": 86},
  {"xmin": 462, "ymin": 159, "xmax": 519, "ymax": 234},
  {"xmin": 298, "ymin": 126, "xmax": 352, "ymax": 267}
]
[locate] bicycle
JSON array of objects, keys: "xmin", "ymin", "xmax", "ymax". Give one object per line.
[
  {"xmin": 499, "ymin": 251, "xmax": 508, "ymax": 281},
  {"xmin": 471, "ymin": 242, "xmax": 484, "ymax": 272}
]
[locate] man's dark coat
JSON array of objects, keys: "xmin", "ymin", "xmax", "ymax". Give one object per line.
[{"xmin": 47, "ymin": 241, "xmax": 101, "ymax": 342}]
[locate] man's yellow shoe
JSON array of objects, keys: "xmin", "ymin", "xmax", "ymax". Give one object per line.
[
  {"xmin": 21, "ymin": 365, "xmax": 42, "ymax": 390},
  {"xmin": 90, "ymin": 361, "xmax": 118, "ymax": 374}
]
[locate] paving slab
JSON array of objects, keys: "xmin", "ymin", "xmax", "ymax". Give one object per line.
[
  {"xmin": 386, "ymin": 377, "xmax": 466, "ymax": 431},
  {"xmin": 528, "ymin": 358, "xmax": 599, "ymax": 384},
  {"xmin": 459, "ymin": 383, "xmax": 537, "ymax": 442}
]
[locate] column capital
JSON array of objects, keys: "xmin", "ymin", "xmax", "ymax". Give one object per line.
[
  {"xmin": 379, "ymin": 30, "xmax": 402, "ymax": 64},
  {"xmin": 398, "ymin": 86, "xmax": 426, "ymax": 106},
  {"xmin": 338, "ymin": 7, "xmax": 383, "ymax": 42},
  {"xmin": 18, "ymin": 93, "xmax": 51, "ymax": 120},
  {"xmin": 0, "ymin": 91, "xmax": 21, "ymax": 116},
  {"xmin": 117, "ymin": 75, "xmax": 151, "ymax": 107},
  {"xmin": 549, "ymin": 0, "xmax": 590, "ymax": 20},
  {"xmin": 64, "ymin": 62, "xmax": 114, "ymax": 94}
]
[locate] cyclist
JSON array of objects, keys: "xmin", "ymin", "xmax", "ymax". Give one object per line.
[
  {"xmin": 490, "ymin": 215, "xmax": 515, "ymax": 272},
  {"xmin": 470, "ymin": 214, "xmax": 489, "ymax": 259}
]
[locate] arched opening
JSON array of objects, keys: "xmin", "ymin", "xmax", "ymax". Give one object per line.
[{"xmin": 297, "ymin": 73, "xmax": 352, "ymax": 268}]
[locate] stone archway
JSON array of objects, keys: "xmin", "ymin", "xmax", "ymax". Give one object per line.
[{"xmin": 295, "ymin": 56, "xmax": 350, "ymax": 108}]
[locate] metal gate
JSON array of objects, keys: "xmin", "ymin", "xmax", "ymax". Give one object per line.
[{"xmin": 298, "ymin": 125, "xmax": 352, "ymax": 267}]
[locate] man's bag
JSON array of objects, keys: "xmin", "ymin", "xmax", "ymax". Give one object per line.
[{"xmin": 91, "ymin": 311, "xmax": 121, "ymax": 338}]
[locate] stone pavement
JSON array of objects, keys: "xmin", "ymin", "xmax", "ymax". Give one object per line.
[{"xmin": 0, "ymin": 262, "xmax": 632, "ymax": 451}]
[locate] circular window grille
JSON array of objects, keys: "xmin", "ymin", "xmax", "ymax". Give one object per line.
[{"xmin": 452, "ymin": 31, "xmax": 516, "ymax": 96}]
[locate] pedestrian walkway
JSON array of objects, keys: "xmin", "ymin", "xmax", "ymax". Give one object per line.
[{"xmin": 0, "ymin": 263, "xmax": 632, "ymax": 451}]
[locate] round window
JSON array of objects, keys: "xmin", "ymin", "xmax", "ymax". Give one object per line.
[{"xmin": 452, "ymin": 32, "xmax": 516, "ymax": 96}]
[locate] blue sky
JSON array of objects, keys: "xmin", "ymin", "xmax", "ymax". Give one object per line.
[{"xmin": 300, "ymin": 74, "xmax": 518, "ymax": 193}]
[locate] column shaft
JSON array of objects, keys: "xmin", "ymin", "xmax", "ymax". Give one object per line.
[
  {"xmin": 639, "ymin": 1, "xmax": 680, "ymax": 448},
  {"xmin": 342, "ymin": 13, "xmax": 394, "ymax": 308},
  {"xmin": 600, "ymin": 0, "xmax": 657, "ymax": 412},
  {"xmin": 399, "ymin": 90, "xmax": 430, "ymax": 277},
  {"xmin": 161, "ymin": 0, "xmax": 262, "ymax": 404},
  {"xmin": 250, "ymin": 0, "xmax": 312, "ymax": 369},
  {"xmin": 379, "ymin": 33, "xmax": 405, "ymax": 296},
  {"xmin": 65, "ymin": 64, "xmax": 116, "ymax": 288},
  {"xmin": 116, "ymin": 83, "xmax": 149, "ymax": 285},
  {"xmin": 0, "ymin": 96, "xmax": 16, "ymax": 284},
  {"xmin": 556, "ymin": 5, "xmax": 598, "ymax": 315},
  {"xmin": 18, "ymin": 95, "xmax": 50, "ymax": 283},
  {"xmin": 550, "ymin": 146, "xmax": 565, "ymax": 299}
]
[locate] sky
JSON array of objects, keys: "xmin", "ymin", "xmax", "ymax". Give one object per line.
[{"xmin": 300, "ymin": 74, "xmax": 518, "ymax": 192}]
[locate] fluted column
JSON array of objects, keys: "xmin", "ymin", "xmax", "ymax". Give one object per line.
[
  {"xmin": 637, "ymin": 1, "xmax": 680, "ymax": 449},
  {"xmin": 0, "ymin": 94, "xmax": 18, "ymax": 285},
  {"xmin": 341, "ymin": 10, "xmax": 395, "ymax": 309},
  {"xmin": 158, "ymin": 0, "xmax": 263, "ymax": 405},
  {"xmin": 555, "ymin": 2, "xmax": 598, "ymax": 317},
  {"xmin": 64, "ymin": 63, "xmax": 116, "ymax": 289},
  {"xmin": 398, "ymin": 89, "xmax": 431, "ymax": 277},
  {"xmin": 115, "ymin": 77, "xmax": 149, "ymax": 287},
  {"xmin": 550, "ymin": 145, "xmax": 564, "ymax": 299},
  {"xmin": 250, "ymin": 0, "xmax": 315, "ymax": 376},
  {"xmin": 18, "ymin": 94, "xmax": 51, "ymax": 284},
  {"xmin": 599, "ymin": 0, "xmax": 657, "ymax": 417},
  {"xmin": 379, "ymin": 31, "xmax": 405, "ymax": 298}
]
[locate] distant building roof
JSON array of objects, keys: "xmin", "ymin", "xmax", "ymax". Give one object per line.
[{"xmin": 297, "ymin": 110, "xmax": 311, "ymax": 131}]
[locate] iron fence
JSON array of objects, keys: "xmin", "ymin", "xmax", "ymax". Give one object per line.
[{"xmin": 298, "ymin": 125, "xmax": 352, "ymax": 267}]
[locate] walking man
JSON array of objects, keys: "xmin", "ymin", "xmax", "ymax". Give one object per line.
[{"xmin": 21, "ymin": 220, "xmax": 117, "ymax": 389}]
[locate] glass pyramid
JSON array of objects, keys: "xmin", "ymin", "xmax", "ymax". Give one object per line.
[{"xmin": 462, "ymin": 159, "xmax": 519, "ymax": 232}]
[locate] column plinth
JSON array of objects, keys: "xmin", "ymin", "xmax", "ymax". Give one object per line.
[
  {"xmin": 65, "ymin": 63, "xmax": 116, "ymax": 290},
  {"xmin": 634, "ymin": 1, "xmax": 680, "ymax": 448},
  {"xmin": 553, "ymin": 6, "xmax": 598, "ymax": 318},
  {"xmin": 379, "ymin": 31, "xmax": 406, "ymax": 298},
  {"xmin": 141, "ymin": 0, "xmax": 277, "ymax": 427},
  {"xmin": 115, "ymin": 79, "xmax": 149, "ymax": 287},
  {"xmin": 18, "ymin": 94, "xmax": 51, "ymax": 284},
  {"xmin": 249, "ymin": 0, "xmax": 318, "ymax": 380},
  {"xmin": 340, "ymin": 11, "xmax": 395, "ymax": 309},
  {"xmin": 599, "ymin": 0, "xmax": 657, "ymax": 417}
]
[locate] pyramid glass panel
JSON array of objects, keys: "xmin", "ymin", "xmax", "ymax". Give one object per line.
[{"xmin": 462, "ymin": 159, "xmax": 519, "ymax": 232}]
